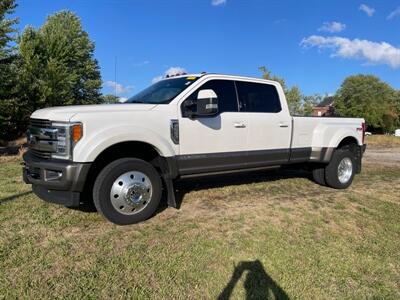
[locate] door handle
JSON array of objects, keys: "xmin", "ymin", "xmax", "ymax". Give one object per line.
[
  {"xmin": 234, "ymin": 122, "xmax": 246, "ymax": 128},
  {"xmin": 279, "ymin": 123, "xmax": 289, "ymax": 128}
]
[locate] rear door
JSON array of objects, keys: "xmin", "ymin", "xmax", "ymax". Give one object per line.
[{"xmin": 235, "ymin": 80, "xmax": 292, "ymax": 166}]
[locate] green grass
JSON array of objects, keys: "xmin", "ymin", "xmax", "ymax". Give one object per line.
[{"xmin": 0, "ymin": 159, "xmax": 399, "ymax": 299}]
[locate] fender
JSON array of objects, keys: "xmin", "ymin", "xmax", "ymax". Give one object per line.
[
  {"xmin": 310, "ymin": 122, "xmax": 363, "ymax": 149},
  {"xmin": 73, "ymin": 125, "xmax": 176, "ymax": 162},
  {"xmin": 328, "ymin": 130, "xmax": 362, "ymax": 148},
  {"xmin": 310, "ymin": 125, "xmax": 362, "ymax": 162},
  {"xmin": 316, "ymin": 131, "xmax": 362, "ymax": 162}
]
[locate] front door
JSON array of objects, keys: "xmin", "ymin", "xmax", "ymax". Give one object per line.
[{"xmin": 178, "ymin": 79, "xmax": 248, "ymax": 175}]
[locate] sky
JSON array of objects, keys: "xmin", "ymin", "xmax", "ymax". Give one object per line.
[{"xmin": 12, "ymin": 0, "xmax": 400, "ymax": 100}]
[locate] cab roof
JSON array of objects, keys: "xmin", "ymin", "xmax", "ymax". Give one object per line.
[{"xmin": 162, "ymin": 72, "xmax": 280, "ymax": 86}]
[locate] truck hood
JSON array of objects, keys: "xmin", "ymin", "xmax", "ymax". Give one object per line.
[{"xmin": 31, "ymin": 104, "xmax": 158, "ymax": 122}]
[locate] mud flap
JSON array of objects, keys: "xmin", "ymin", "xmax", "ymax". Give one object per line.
[
  {"xmin": 163, "ymin": 175, "xmax": 177, "ymax": 208},
  {"xmin": 151, "ymin": 156, "xmax": 178, "ymax": 208}
]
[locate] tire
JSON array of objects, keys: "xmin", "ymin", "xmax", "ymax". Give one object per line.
[
  {"xmin": 325, "ymin": 149, "xmax": 356, "ymax": 189},
  {"xmin": 312, "ymin": 166, "xmax": 326, "ymax": 186},
  {"xmin": 93, "ymin": 158, "xmax": 162, "ymax": 225}
]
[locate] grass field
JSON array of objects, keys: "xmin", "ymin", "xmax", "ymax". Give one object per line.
[
  {"xmin": 1, "ymin": 141, "xmax": 399, "ymax": 299},
  {"xmin": 365, "ymin": 134, "xmax": 400, "ymax": 148}
]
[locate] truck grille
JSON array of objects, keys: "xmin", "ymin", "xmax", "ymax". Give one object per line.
[
  {"xmin": 28, "ymin": 118, "xmax": 56, "ymax": 159},
  {"xmin": 30, "ymin": 118, "xmax": 52, "ymax": 128},
  {"xmin": 30, "ymin": 148, "xmax": 52, "ymax": 159}
]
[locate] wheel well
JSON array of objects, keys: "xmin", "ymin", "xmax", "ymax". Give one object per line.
[
  {"xmin": 336, "ymin": 136, "xmax": 362, "ymax": 173},
  {"xmin": 81, "ymin": 141, "xmax": 162, "ymax": 205},
  {"xmin": 337, "ymin": 137, "xmax": 358, "ymax": 152},
  {"xmin": 94, "ymin": 141, "xmax": 160, "ymax": 163}
]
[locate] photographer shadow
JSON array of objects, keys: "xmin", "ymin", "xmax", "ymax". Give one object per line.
[{"xmin": 218, "ymin": 260, "xmax": 289, "ymax": 300}]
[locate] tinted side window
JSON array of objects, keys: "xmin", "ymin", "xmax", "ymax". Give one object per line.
[
  {"xmin": 183, "ymin": 80, "xmax": 238, "ymax": 116},
  {"xmin": 236, "ymin": 81, "xmax": 281, "ymax": 113}
]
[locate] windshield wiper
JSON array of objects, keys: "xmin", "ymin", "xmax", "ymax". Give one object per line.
[{"xmin": 129, "ymin": 100, "xmax": 145, "ymax": 103}]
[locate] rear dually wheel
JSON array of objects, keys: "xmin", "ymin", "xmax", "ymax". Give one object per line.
[{"xmin": 325, "ymin": 149, "xmax": 356, "ymax": 189}]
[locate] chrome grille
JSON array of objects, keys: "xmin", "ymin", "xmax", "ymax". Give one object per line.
[
  {"xmin": 28, "ymin": 118, "xmax": 56, "ymax": 159},
  {"xmin": 30, "ymin": 118, "xmax": 51, "ymax": 128}
]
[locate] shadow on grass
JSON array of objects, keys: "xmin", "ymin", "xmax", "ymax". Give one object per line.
[
  {"xmin": 0, "ymin": 191, "xmax": 32, "ymax": 205},
  {"xmin": 67, "ymin": 168, "xmax": 312, "ymax": 215},
  {"xmin": 218, "ymin": 260, "xmax": 289, "ymax": 300},
  {"xmin": 69, "ymin": 202, "xmax": 98, "ymax": 213},
  {"xmin": 173, "ymin": 168, "xmax": 312, "ymax": 209}
]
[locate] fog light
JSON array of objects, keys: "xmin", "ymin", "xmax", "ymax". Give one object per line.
[{"xmin": 45, "ymin": 170, "xmax": 63, "ymax": 181}]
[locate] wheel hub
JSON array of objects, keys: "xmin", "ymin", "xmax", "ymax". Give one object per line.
[
  {"xmin": 337, "ymin": 157, "xmax": 353, "ymax": 184},
  {"xmin": 124, "ymin": 183, "xmax": 149, "ymax": 206},
  {"xmin": 110, "ymin": 171, "xmax": 152, "ymax": 215}
]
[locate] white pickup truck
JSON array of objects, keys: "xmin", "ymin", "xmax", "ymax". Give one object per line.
[{"xmin": 23, "ymin": 73, "xmax": 366, "ymax": 225}]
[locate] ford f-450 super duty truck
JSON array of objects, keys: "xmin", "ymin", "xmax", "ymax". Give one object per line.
[{"xmin": 23, "ymin": 73, "xmax": 366, "ymax": 225}]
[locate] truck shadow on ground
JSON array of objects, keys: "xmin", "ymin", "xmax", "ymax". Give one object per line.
[
  {"xmin": 74, "ymin": 168, "xmax": 312, "ymax": 214},
  {"xmin": 171, "ymin": 168, "xmax": 312, "ymax": 209},
  {"xmin": 0, "ymin": 191, "xmax": 32, "ymax": 205},
  {"xmin": 218, "ymin": 259, "xmax": 289, "ymax": 300}
]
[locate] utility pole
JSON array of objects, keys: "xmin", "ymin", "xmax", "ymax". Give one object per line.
[{"xmin": 114, "ymin": 56, "xmax": 117, "ymax": 98}]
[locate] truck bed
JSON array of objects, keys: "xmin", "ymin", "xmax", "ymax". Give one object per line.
[{"xmin": 291, "ymin": 116, "xmax": 364, "ymax": 149}]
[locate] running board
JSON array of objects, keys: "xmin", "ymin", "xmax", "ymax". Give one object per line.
[{"xmin": 180, "ymin": 165, "xmax": 281, "ymax": 179}]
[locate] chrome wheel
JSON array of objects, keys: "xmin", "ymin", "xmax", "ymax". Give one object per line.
[
  {"xmin": 337, "ymin": 157, "xmax": 353, "ymax": 184},
  {"xmin": 110, "ymin": 171, "xmax": 152, "ymax": 215}
]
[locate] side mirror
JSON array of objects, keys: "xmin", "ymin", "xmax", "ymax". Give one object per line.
[{"xmin": 196, "ymin": 89, "xmax": 218, "ymax": 116}]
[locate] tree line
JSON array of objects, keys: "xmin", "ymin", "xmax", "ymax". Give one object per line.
[
  {"xmin": 1, "ymin": 0, "xmax": 399, "ymax": 144},
  {"xmin": 259, "ymin": 67, "xmax": 400, "ymax": 133}
]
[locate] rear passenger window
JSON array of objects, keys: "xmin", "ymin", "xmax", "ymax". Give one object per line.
[
  {"xmin": 183, "ymin": 80, "xmax": 238, "ymax": 115},
  {"xmin": 236, "ymin": 81, "xmax": 281, "ymax": 113}
]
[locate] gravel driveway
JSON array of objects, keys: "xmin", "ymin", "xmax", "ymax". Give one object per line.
[{"xmin": 364, "ymin": 147, "xmax": 400, "ymax": 166}]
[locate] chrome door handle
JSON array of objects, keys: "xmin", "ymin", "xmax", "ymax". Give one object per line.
[{"xmin": 234, "ymin": 122, "xmax": 246, "ymax": 128}]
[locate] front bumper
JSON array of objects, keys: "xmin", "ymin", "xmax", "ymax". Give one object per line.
[{"xmin": 23, "ymin": 151, "xmax": 91, "ymax": 207}]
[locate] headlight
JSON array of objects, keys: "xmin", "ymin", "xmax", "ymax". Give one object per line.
[{"xmin": 51, "ymin": 122, "xmax": 83, "ymax": 160}]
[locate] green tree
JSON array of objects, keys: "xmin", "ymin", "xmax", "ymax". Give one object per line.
[
  {"xmin": 16, "ymin": 10, "xmax": 102, "ymax": 128},
  {"xmin": 0, "ymin": 0, "xmax": 17, "ymax": 58},
  {"xmin": 259, "ymin": 66, "xmax": 286, "ymax": 88},
  {"xmin": 0, "ymin": 0, "xmax": 19, "ymax": 142},
  {"xmin": 302, "ymin": 94, "xmax": 324, "ymax": 116},
  {"xmin": 259, "ymin": 66, "xmax": 302, "ymax": 115},
  {"xmin": 285, "ymin": 86, "xmax": 302, "ymax": 115},
  {"xmin": 396, "ymin": 90, "xmax": 400, "ymax": 121},
  {"xmin": 101, "ymin": 94, "xmax": 121, "ymax": 104},
  {"xmin": 334, "ymin": 75, "xmax": 399, "ymax": 133}
]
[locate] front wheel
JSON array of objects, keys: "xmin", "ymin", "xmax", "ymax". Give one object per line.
[
  {"xmin": 93, "ymin": 158, "xmax": 162, "ymax": 225},
  {"xmin": 325, "ymin": 149, "xmax": 356, "ymax": 189}
]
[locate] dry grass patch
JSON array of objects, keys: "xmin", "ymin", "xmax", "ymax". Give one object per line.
[{"xmin": 365, "ymin": 134, "xmax": 400, "ymax": 148}]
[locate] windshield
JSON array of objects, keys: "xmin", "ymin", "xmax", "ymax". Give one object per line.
[{"xmin": 126, "ymin": 76, "xmax": 199, "ymax": 104}]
